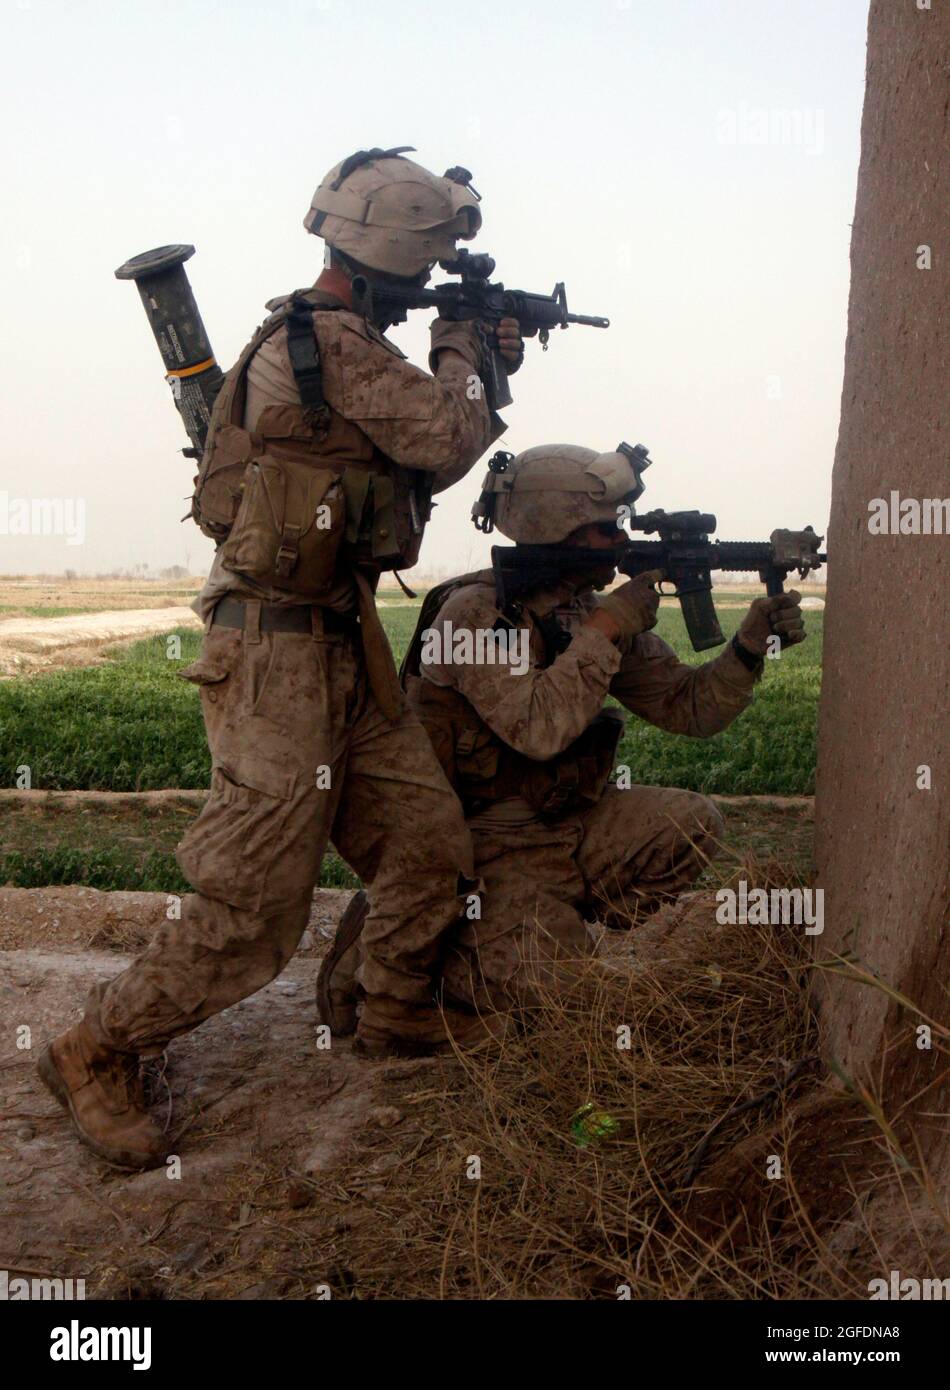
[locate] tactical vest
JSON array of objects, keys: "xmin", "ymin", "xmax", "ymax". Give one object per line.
[
  {"xmin": 190, "ymin": 292, "xmax": 433, "ymax": 594},
  {"xmin": 400, "ymin": 574, "xmax": 625, "ymax": 820}
]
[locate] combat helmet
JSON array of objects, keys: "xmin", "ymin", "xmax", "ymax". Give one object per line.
[
  {"xmin": 472, "ymin": 443, "xmax": 651, "ymax": 544},
  {"xmin": 304, "ymin": 146, "xmax": 482, "ymax": 279}
]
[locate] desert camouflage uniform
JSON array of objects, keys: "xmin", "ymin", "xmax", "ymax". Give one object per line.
[
  {"xmin": 85, "ymin": 290, "xmax": 501, "ymax": 1053},
  {"xmin": 402, "ymin": 573, "xmax": 759, "ymax": 1010}
]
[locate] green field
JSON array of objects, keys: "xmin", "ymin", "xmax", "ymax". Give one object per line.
[
  {"xmin": 0, "ymin": 798, "xmax": 360, "ymax": 893},
  {"xmin": 0, "ymin": 793, "xmax": 815, "ymax": 895},
  {"xmin": 0, "ymin": 599, "xmax": 820, "ymax": 891},
  {"xmin": 0, "ymin": 602, "xmax": 822, "ymax": 796}
]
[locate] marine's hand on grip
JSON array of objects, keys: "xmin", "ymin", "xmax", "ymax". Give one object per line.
[
  {"xmin": 493, "ymin": 316, "xmax": 525, "ymax": 366},
  {"xmin": 737, "ymin": 589, "xmax": 806, "ymax": 654},
  {"xmin": 587, "ymin": 570, "xmax": 664, "ymax": 644}
]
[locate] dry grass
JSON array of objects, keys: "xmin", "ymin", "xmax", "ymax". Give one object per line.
[
  {"xmin": 293, "ymin": 862, "xmax": 820, "ymax": 1298},
  {"xmin": 23, "ymin": 852, "xmax": 942, "ymax": 1302},
  {"xmin": 268, "ymin": 855, "xmax": 942, "ymax": 1301}
]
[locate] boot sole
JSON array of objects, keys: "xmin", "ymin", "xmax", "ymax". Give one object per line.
[
  {"xmin": 316, "ymin": 890, "xmax": 369, "ymax": 1036},
  {"xmin": 37, "ymin": 1046, "xmax": 165, "ymax": 1172},
  {"xmin": 353, "ymin": 1034, "xmax": 446, "ymax": 1060},
  {"xmin": 353, "ymin": 1034, "xmax": 497, "ymax": 1060},
  {"xmin": 354, "ymin": 1013, "xmax": 509, "ymax": 1060}
]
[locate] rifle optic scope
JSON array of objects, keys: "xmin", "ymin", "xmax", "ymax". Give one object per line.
[{"xmin": 630, "ymin": 509, "xmax": 718, "ymax": 536}]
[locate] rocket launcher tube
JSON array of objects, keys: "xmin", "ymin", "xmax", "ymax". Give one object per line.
[{"xmin": 115, "ymin": 244, "xmax": 225, "ymax": 456}]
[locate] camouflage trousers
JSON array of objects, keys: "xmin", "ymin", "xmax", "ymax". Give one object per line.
[
  {"xmin": 437, "ymin": 784, "xmax": 725, "ymax": 1011},
  {"xmin": 333, "ymin": 783, "xmax": 725, "ymax": 1015},
  {"xmin": 86, "ymin": 616, "xmax": 472, "ymax": 1054}
]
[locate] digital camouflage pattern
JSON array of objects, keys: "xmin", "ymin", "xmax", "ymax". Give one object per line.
[
  {"xmin": 82, "ymin": 291, "xmax": 501, "ymax": 1059},
  {"xmin": 86, "ymin": 623, "xmax": 476, "ymax": 1053},
  {"xmin": 400, "ymin": 574, "xmax": 760, "ymax": 1007},
  {"xmin": 196, "ymin": 290, "xmax": 499, "ymax": 627}
]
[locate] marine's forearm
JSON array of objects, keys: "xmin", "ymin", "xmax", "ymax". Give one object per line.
[
  {"xmin": 611, "ymin": 633, "xmax": 758, "ymax": 737},
  {"xmin": 454, "ymin": 625, "xmax": 621, "ymax": 761}
]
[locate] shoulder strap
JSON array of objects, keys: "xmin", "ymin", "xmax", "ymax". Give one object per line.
[
  {"xmin": 216, "ymin": 291, "xmax": 342, "ymax": 435},
  {"xmin": 285, "ymin": 295, "xmax": 328, "ymax": 412},
  {"xmin": 399, "ymin": 571, "xmax": 490, "ymax": 688}
]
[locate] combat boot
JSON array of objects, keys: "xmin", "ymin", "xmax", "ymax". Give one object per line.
[
  {"xmin": 315, "ymin": 889, "xmax": 368, "ymax": 1036},
  {"xmin": 38, "ymin": 1020, "xmax": 166, "ymax": 1170},
  {"xmin": 355, "ymin": 996, "xmax": 509, "ymax": 1059}
]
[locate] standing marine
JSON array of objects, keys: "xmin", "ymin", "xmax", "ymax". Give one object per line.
[{"xmin": 40, "ymin": 147, "xmax": 524, "ymax": 1169}]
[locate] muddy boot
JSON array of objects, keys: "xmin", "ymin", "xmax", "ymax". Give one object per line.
[
  {"xmin": 355, "ymin": 996, "xmax": 509, "ymax": 1059},
  {"xmin": 315, "ymin": 889, "xmax": 369, "ymax": 1037},
  {"xmin": 38, "ymin": 1020, "xmax": 166, "ymax": 1170}
]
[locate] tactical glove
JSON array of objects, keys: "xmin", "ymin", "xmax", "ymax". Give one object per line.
[
  {"xmin": 737, "ymin": 589, "xmax": 806, "ymax": 655},
  {"xmin": 591, "ymin": 570, "xmax": 662, "ymax": 641}
]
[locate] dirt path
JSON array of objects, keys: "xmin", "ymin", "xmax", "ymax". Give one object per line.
[
  {"xmin": 0, "ymin": 608, "xmax": 201, "ymax": 677},
  {"xmin": 0, "ymin": 789, "xmax": 817, "ymax": 1299},
  {"xmin": 0, "ymin": 789, "xmax": 209, "ymax": 810},
  {"xmin": 0, "ymin": 884, "xmax": 350, "ymax": 953},
  {"xmin": 0, "ymin": 886, "xmax": 446, "ymax": 1299}
]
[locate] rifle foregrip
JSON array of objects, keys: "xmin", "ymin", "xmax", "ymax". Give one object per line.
[{"xmin": 680, "ymin": 590, "xmax": 725, "ymax": 651}]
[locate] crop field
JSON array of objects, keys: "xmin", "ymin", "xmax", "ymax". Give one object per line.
[
  {"xmin": 0, "ymin": 590, "xmax": 821, "ymax": 891},
  {"xmin": 0, "ymin": 600, "xmax": 822, "ymax": 795}
]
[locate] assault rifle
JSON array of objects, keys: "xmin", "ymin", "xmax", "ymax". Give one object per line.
[
  {"xmin": 491, "ymin": 511, "xmax": 827, "ymax": 653},
  {"xmin": 350, "ymin": 249, "xmax": 609, "ymax": 412}
]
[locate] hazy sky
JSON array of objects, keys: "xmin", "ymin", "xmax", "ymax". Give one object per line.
[{"xmin": 2, "ymin": 0, "xmax": 870, "ymax": 578}]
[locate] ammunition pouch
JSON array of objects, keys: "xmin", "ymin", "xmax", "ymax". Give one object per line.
[
  {"xmin": 190, "ymin": 292, "xmax": 432, "ymax": 591},
  {"xmin": 217, "ymin": 455, "xmax": 346, "ymax": 595},
  {"xmin": 342, "ymin": 464, "xmax": 431, "ymax": 570},
  {"xmin": 407, "ymin": 675, "xmax": 624, "ymax": 821},
  {"xmin": 519, "ymin": 710, "xmax": 624, "ymax": 817}
]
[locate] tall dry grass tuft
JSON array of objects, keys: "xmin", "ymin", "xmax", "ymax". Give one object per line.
[
  {"xmin": 323, "ymin": 851, "xmax": 948, "ymax": 1298},
  {"xmin": 336, "ymin": 858, "xmax": 863, "ymax": 1299}
]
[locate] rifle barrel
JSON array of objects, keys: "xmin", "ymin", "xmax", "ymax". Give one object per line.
[{"xmin": 620, "ymin": 539, "xmax": 827, "ymax": 573}]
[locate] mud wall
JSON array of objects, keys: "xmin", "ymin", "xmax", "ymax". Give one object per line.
[{"xmin": 814, "ymin": 0, "xmax": 949, "ymax": 1165}]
